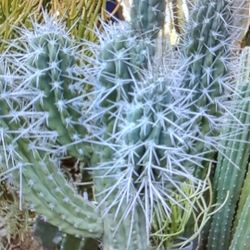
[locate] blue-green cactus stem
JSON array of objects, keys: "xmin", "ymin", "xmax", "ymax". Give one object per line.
[
  {"xmin": 96, "ymin": 23, "xmax": 154, "ymax": 113},
  {"xmin": 0, "ymin": 122, "xmax": 103, "ymax": 238},
  {"xmin": 92, "ymin": 52, "xmax": 202, "ymax": 247},
  {"xmin": 182, "ymin": 0, "xmax": 234, "ymax": 164},
  {"xmin": 14, "ymin": 16, "xmax": 91, "ymax": 160},
  {"xmin": 0, "ymin": 119, "xmax": 103, "ymax": 238},
  {"xmin": 207, "ymin": 47, "xmax": 250, "ymax": 250},
  {"xmin": 130, "ymin": 0, "xmax": 166, "ymax": 37},
  {"xmin": 86, "ymin": 1, "xmax": 166, "ymax": 248},
  {"xmin": 0, "ymin": 68, "xmax": 103, "ymax": 240}
]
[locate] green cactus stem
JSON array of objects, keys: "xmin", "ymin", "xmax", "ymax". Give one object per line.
[
  {"xmin": 207, "ymin": 47, "xmax": 250, "ymax": 250},
  {"xmin": 130, "ymin": 0, "xmax": 166, "ymax": 37},
  {"xmin": 182, "ymin": 0, "xmax": 235, "ymax": 170},
  {"xmin": 229, "ymin": 195, "xmax": 250, "ymax": 250},
  {"xmin": 15, "ymin": 16, "xmax": 92, "ymax": 160},
  {"xmin": 0, "ymin": 61, "xmax": 103, "ymax": 239},
  {"xmin": 232, "ymin": 164, "xmax": 250, "ymax": 233},
  {"xmin": 85, "ymin": 1, "xmax": 166, "ymax": 249}
]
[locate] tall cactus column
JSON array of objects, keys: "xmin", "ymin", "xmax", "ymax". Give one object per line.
[
  {"xmin": 207, "ymin": 47, "xmax": 250, "ymax": 250},
  {"xmin": 178, "ymin": 0, "xmax": 247, "ymax": 247},
  {"xmin": 181, "ymin": 0, "xmax": 234, "ymax": 168},
  {"xmin": 87, "ymin": 1, "xmax": 166, "ymax": 249},
  {"xmin": 1, "ymin": 1, "xmax": 166, "ymax": 249}
]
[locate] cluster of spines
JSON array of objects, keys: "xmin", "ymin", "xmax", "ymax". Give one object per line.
[
  {"xmin": 130, "ymin": 0, "xmax": 166, "ymax": 37},
  {"xmin": 7, "ymin": 14, "xmax": 92, "ymax": 160},
  {"xmin": 82, "ymin": 2, "xmax": 167, "ymax": 248},
  {"xmin": 180, "ymin": 0, "xmax": 236, "ymax": 166},
  {"xmin": 0, "ymin": 18, "xmax": 103, "ymax": 239},
  {"xmin": 95, "ymin": 56, "xmax": 204, "ymax": 231}
]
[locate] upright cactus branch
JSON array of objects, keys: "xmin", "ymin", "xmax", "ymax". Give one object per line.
[
  {"xmin": 130, "ymin": 0, "xmax": 165, "ymax": 37},
  {"xmin": 5, "ymin": 14, "xmax": 92, "ymax": 160},
  {"xmin": 207, "ymin": 47, "xmax": 250, "ymax": 250},
  {"xmin": 84, "ymin": 1, "xmax": 166, "ymax": 248},
  {"xmin": 181, "ymin": 0, "xmax": 235, "ymax": 163},
  {"xmin": 0, "ymin": 59, "xmax": 103, "ymax": 239}
]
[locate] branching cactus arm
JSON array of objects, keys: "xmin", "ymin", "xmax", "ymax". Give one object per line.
[
  {"xmin": 0, "ymin": 61, "xmax": 103, "ymax": 239},
  {"xmin": 83, "ymin": 1, "xmax": 166, "ymax": 249}
]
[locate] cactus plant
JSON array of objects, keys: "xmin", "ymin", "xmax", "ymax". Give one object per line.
[
  {"xmin": 1, "ymin": 1, "xmax": 167, "ymax": 249},
  {"xmin": 0, "ymin": 0, "xmax": 249, "ymax": 250},
  {"xmin": 85, "ymin": 0, "xmax": 248, "ymax": 248},
  {"xmin": 207, "ymin": 46, "xmax": 250, "ymax": 250}
]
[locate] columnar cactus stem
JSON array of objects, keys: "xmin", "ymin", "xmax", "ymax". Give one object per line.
[
  {"xmin": 207, "ymin": 47, "xmax": 250, "ymax": 250},
  {"xmin": 229, "ymin": 195, "xmax": 250, "ymax": 250},
  {"xmin": 181, "ymin": 0, "xmax": 235, "ymax": 169},
  {"xmin": 10, "ymin": 16, "xmax": 92, "ymax": 160},
  {"xmin": 130, "ymin": 0, "xmax": 165, "ymax": 37},
  {"xmin": 233, "ymin": 164, "xmax": 250, "ymax": 233},
  {"xmin": 85, "ymin": 1, "xmax": 166, "ymax": 248},
  {"xmin": 0, "ymin": 63, "xmax": 103, "ymax": 239}
]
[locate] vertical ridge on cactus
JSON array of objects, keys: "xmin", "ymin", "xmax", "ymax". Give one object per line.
[
  {"xmin": 229, "ymin": 195, "xmax": 250, "ymax": 250},
  {"xmin": 0, "ymin": 17, "xmax": 103, "ymax": 239},
  {"xmin": 207, "ymin": 46, "xmax": 250, "ymax": 250}
]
